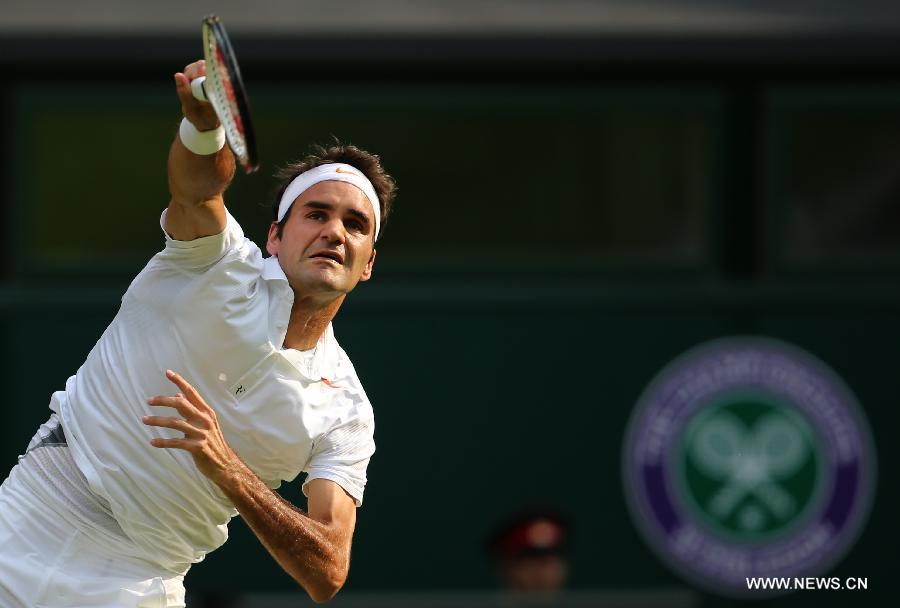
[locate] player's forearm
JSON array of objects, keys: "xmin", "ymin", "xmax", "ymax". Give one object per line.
[
  {"xmin": 145, "ymin": 371, "xmax": 351, "ymax": 601},
  {"xmin": 167, "ymin": 134, "xmax": 235, "ymax": 206},
  {"xmin": 214, "ymin": 462, "xmax": 350, "ymax": 603}
]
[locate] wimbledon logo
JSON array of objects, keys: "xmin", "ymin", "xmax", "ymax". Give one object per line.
[{"xmin": 622, "ymin": 337, "xmax": 876, "ymax": 596}]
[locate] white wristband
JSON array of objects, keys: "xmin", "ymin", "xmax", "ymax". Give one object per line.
[{"xmin": 179, "ymin": 117, "xmax": 226, "ymax": 155}]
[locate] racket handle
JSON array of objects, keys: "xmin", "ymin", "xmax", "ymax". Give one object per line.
[{"xmin": 190, "ymin": 76, "xmax": 208, "ymax": 102}]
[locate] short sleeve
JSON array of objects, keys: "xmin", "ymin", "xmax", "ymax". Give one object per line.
[
  {"xmin": 157, "ymin": 208, "xmax": 246, "ymax": 270},
  {"xmin": 302, "ymin": 417, "xmax": 376, "ymax": 507}
]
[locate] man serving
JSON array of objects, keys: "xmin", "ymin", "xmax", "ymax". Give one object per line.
[{"xmin": 0, "ymin": 59, "xmax": 395, "ymax": 606}]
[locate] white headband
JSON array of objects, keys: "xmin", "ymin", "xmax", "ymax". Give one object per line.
[{"xmin": 277, "ymin": 163, "xmax": 381, "ymax": 241}]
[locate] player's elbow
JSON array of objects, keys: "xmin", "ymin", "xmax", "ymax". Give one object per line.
[
  {"xmin": 307, "ymin": 569, "xmax": 347, "ymax": 604},
  {"xmin": 308, "ymin": 582, "xmax": 342, "ymax": 604},
  {"xmin": 309, "ymin": 589, "xmax": 338, "ymax": 604}
]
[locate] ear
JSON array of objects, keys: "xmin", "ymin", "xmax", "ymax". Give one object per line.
[
  {"xmin": 359, "ymin": 247, "xmax": 377, "ymax": 282},
  {"xmin": 266, "ymin": 222, "xmax": 280, "ymax": 257}
]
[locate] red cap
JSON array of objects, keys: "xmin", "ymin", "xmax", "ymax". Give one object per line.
[{"xmin": 489, "ymin": 511, "xmax": 568, "ymax": 558}]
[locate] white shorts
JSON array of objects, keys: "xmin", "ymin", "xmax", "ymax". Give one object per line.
[{"xmin": 0, "ymin": 450, "xmax": 186, "ymax": 607}]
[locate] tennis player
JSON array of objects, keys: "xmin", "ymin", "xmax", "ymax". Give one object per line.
[{"xmin": 0, "ymin": 59, "xmax": 395, "ymax": 606}]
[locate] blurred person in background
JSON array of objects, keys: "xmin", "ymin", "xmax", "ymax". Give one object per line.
[{"xmin": 488, "ymin": 509, "xmax": 571, "ymax": 593}]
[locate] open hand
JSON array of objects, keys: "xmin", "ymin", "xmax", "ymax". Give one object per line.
[{"xmin": 144, "ymin": 369, "xmax": 239, "ymax": 485}]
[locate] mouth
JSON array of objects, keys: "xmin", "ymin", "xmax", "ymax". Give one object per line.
[{"xmin": 309, "ymin": 250, "xmax": 344, "ymax": 264}]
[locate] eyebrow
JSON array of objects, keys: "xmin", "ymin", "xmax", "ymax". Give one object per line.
[{"xmin": 302, "ymin": 201, "xmax": 372, "ymax": 232}]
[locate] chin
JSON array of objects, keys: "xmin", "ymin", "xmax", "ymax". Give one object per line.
[{"xmin": 294, "ymin": 272, "xmax": 345, "ymax": 295}]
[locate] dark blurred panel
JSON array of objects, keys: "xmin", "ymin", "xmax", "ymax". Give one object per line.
[
  {"xmin": 765, "ymin": 86, "xmax": 900, "ymax": 271},
  {"xmin": 13, "ymin": 86, "xmax": 175, "ymax": 278},
  {"xmin": 254, "ymin": 85, "xmax": 718, "ymax": 271},
  {"xmin": 14, "ymin": 83, "xmax": 719, "ymax": 278}
]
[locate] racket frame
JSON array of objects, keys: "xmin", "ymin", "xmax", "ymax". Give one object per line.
[{"xmin": 201, "ymin": 14, "xmax": 259, "ymax": 173}]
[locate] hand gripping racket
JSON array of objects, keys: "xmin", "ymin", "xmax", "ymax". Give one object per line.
[{"xmin": 190, "ymin": 15, "xmax": 259, "ymax": 173}]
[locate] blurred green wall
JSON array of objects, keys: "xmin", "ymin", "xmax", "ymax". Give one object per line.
[{"xmin": 1, "ymin": 37, "xmax": 898, "ymax": 608}]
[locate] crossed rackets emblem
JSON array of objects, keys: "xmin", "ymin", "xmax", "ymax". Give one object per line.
[{"xmin": 687, "ymin": 410, "xmax": 811, "ymax": 529}]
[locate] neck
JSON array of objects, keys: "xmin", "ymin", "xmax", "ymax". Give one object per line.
[{"xmin": 282, "ymin": 293, "xmax": 345, "ymax": 350}]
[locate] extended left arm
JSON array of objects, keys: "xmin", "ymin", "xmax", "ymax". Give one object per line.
[{"xmin": 143, "ymin": 370, "xmax": 356, "ymax": 603}]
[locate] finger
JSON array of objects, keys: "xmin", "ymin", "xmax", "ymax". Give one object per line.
[
  {"xmin": 142, "ymin": 415, "xmax": 202, "ymax": 437},
  {"xmin": 148, "ymin": 394, "xmax": 212, "ymax": 430},
  {"xmin": 166, "ymin": 369, "xmax": 193, "ymax": 394},
  {"xmin": 175, "ymin": 78, "xmax": 196, "ymax": 110},
  {"xmin": 150, "ymin": 437, "xmax": 201, "ymax": 450},
  {"xmin": 147, "ymin": 394, "xmax": 196, "ymax": 418},
  {"xmin": 174, "ymin": 73, "xmax": 201, "ymax": 106},
  {"xmin": 174, "ymin": 72, "xmax": 191, "ymax": 96},
  {"xmin": 166, "ymin": 370, "xmax": 208, "ymax": 411},
  {"xmin": 183, "ymin": 59, "xmax": 206, "ymax": 80}
]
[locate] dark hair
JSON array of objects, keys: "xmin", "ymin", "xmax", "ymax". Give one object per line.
[{"xmin": 271, "ymin": 143, "xmax": 397, "ymax": 240}]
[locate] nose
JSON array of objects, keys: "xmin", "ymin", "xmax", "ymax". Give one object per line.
[{"xmin": 319, "ymin": 217, "xmax": 346, "ymax": 244}]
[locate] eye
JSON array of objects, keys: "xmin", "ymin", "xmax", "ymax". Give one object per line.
[
  {"xmin": 307, "ymin": 211, "xmax": 326, "ymax": 221},
  {"xmin": 346, "ymin": 219, "xmax": 364, "ymax": 233}
]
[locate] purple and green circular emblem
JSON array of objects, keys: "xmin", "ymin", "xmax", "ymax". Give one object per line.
[{"xmin": 622, "ymin": 337, "xmax": 876, "ymax": 596}]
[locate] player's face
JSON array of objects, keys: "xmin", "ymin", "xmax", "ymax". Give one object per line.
[{"xmin": 266, "ymin": 181, "xmax": 376, "ymax": 300}]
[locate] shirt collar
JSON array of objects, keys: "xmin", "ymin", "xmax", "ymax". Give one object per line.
[
  {"xmin": 262, "ymin": 255, "xmax": 288, "ymax": 283},
  {"xmin": 281, "ymin": 323, "xmax": 341, "ymax": 383},
  {"xmin": 315, "ymin": 323, "xmax": 342, "ymax": 382}
]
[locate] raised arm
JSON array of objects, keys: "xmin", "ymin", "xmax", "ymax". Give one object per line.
[
  {"xmin": 144, "ymin": 371, "xmax": 356, "ymax": 603},
  {"xmin": 166, "ymin": 60, "xmax": 234, "ymax": 241}
]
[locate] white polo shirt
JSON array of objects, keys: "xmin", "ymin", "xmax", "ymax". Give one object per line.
[{"xmin": 50, "ymin": 209, "xmax": 375, "ymax": 574}]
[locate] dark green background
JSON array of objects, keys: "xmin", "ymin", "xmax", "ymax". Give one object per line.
[{"xmin": 1, "ymin": 36, "xmax": 898, "ymax": 608}]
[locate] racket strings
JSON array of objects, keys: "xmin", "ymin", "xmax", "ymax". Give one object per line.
[{"xmin": 204, "ymin": 26, "xmax": 250, "ymax": 168}]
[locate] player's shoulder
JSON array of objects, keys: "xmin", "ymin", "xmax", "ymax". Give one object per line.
[
  {"xmin": 337, "ymin": 359, "xmax": 375, "ymax": 425},
  {"xmin": 152, "ymin": 207, "xmax": 262, "ymax": 271}
]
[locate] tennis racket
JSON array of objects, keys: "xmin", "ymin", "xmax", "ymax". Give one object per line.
[{"xmin": 190, "ymin": 15, "xmax": 259, "ymax": 173}]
